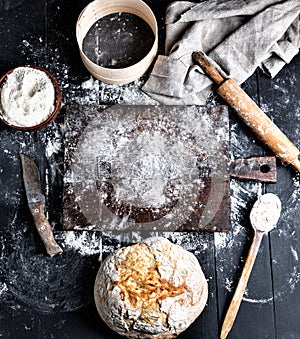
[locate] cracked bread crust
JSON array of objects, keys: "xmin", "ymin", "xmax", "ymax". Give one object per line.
[{"xmin": 94, "ymin": 237, "xmax": 208, "ymax": 338}]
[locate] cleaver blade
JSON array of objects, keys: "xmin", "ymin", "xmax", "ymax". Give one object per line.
[{"xmin": 20, "ymin": 154, "xmax": 63, "ymax": 257}]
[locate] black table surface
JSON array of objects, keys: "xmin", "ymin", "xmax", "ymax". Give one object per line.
[{"xmin": 0, "ymin": 1, "xmax": 300, "ymax": 339}]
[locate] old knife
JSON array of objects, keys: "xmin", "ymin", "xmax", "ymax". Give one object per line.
[{"xmin": 20, "ymin": 154, "xmax": 63, "ymax": 257}]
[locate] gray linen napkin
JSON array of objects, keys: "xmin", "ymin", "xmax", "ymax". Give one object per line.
[{"xmin": 143, "ymin": 0, "xmax": 300, "ymax": 105}]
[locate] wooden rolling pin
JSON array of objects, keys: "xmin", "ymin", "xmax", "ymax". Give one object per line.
[{"xmin": 193, "ymin": 51, "xmax": 300, "ymax": 173}]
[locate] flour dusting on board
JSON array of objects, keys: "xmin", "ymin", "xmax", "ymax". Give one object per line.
[
  {"xmin": 109, "ymin": 128, "xmax": 197, "ymax": 208},
  {"xmin": 67, "ymin": 105, "xmax": 229, "ymax": 232}
]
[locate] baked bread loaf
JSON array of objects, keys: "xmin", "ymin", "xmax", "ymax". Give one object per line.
[{"xmin": 94, "ymin": 237, "xmax": 208, "ymax": 338}]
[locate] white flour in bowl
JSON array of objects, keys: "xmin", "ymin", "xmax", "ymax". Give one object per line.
[{"xmin": 0, "ymin": 67, "xmax": 55, "ymax": 127}]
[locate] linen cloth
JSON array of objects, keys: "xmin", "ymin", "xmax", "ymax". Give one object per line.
[{"xmin": 142, "ymin": 0, "xmax": 300, "ymax": 105}]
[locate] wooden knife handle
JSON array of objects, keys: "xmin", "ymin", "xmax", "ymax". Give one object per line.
[
  {"xmin": 29, "ymin": 202, "xmax": 63, "ymax": 257},
  {"xmin": 220, "ymin": 231, "xmax": 264, "ymax": 339}
]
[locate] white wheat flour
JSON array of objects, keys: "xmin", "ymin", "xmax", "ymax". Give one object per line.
[
  {"xmin": 250, "ymin": 193, "xmax": 281, "ymax": 233},
  {"xmin": 0, "ymin": 67, "xmax": 55, "ymax": 127}
]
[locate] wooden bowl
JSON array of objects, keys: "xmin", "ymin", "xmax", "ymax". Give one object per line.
[{"xmin": 0, "ymin": 65, "xmax": 62, "ymax": 131}]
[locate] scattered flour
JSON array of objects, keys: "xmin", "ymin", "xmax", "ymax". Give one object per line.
[
  {"xmin": 224, "ymin": 277, "xmax": 234, "ymax": 292},
  {"xmin": 214, "ymin": 180, "xmax": 262, "ymax": 250},
  {"xmin": 287, "ymin": 266, "xmax": 300, "ymax": 292},
  {"xmin": 242, "ymin": 296, "xmax": 273, "ymax": 304},
  {"xmin": 111, "ymin": 128, "xmax": 196, "ymax": 208},
  {"xmin": 289, "ymin": 175, "xmax": 300, "ymax": 205},
  {"xmin": 45, "ymin": 128, "xmax": 62, "ymax": 158},
  {"xmin": 0, "ymin": 67, "xmax": 55, "ymax": 127},
  {"xmin": 62, "ymin": 231, "xmax": 102, "ymax": 256},
  {"xmin": 0, "ymin": 282, "xmax": 8, "ymax": 297},
  {"xmin": 290, "ymin": 246, "xmax": 299, "ymax": 261},
  {"xmin": 81, "ymin": 76, "xmax": 95, "ymax": 90},
  {"xmin": 19, "ymin": 40, "xmax": 155, "ymax": 106}
]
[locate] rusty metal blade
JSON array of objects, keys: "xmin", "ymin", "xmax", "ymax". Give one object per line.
[
  {"xmin": 229, "ymin": 156, "xmax": 277, "ymax": 183},
  {"xmin": 20, "ymin": 154, "xmax": 45, "ymax": 204}
]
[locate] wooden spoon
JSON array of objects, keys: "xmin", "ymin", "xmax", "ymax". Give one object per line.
[{"xmin": 220, "ymin": 193, "xmax": 281, "ymax": 339}]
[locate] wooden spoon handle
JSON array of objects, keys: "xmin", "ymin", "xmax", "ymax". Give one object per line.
[{"xmin": 220, "ymin": 231, "xmax": 264, "ymax": 339}]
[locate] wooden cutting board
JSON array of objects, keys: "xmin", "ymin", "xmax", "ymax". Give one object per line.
[{"xmin": 63, "ymin": 105, "xmax": 275, "ymax": 232}]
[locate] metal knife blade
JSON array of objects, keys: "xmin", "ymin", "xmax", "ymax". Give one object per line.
[
  {"xmin": 20, "ymin": 154, "xmax": 45, "ymax": 204},
  {"xmin": 20, "ymin": 154, "xmax": 63, "ymax": 257},
  {"xmin": 229, "ymin": 156, "xmax": 277, "ymax": 183}
]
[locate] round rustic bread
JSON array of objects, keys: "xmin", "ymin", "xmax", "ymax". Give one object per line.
[{"xmin": 94, "ymin": 237, "xmax": 208, "ymax": 338}]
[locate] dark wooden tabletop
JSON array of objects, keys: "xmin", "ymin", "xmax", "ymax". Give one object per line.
[{"xmin": 0, "ymin": 1, "xmax": 299, "ymax": 339}]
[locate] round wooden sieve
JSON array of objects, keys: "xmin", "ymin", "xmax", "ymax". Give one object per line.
[{"xmin": 76, "ymin": 0, "xmax": 158, "ymax": 84}]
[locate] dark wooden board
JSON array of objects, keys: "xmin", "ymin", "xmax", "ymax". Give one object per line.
[{"xmin": 62, "ymin": 104, "xmax": 231, "ymax": 232}]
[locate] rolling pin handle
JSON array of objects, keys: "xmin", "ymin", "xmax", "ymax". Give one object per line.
[
  {"xmin": 292, "ymin": 157, "xmax": 300, "ymax": 173},
  {"xmin": 193, "ymin": 51, "xmax": 300, "ymax": 174},
  {"xmin": 192, "ymin": 51, "xmax": 225, "ymax": 86}
]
